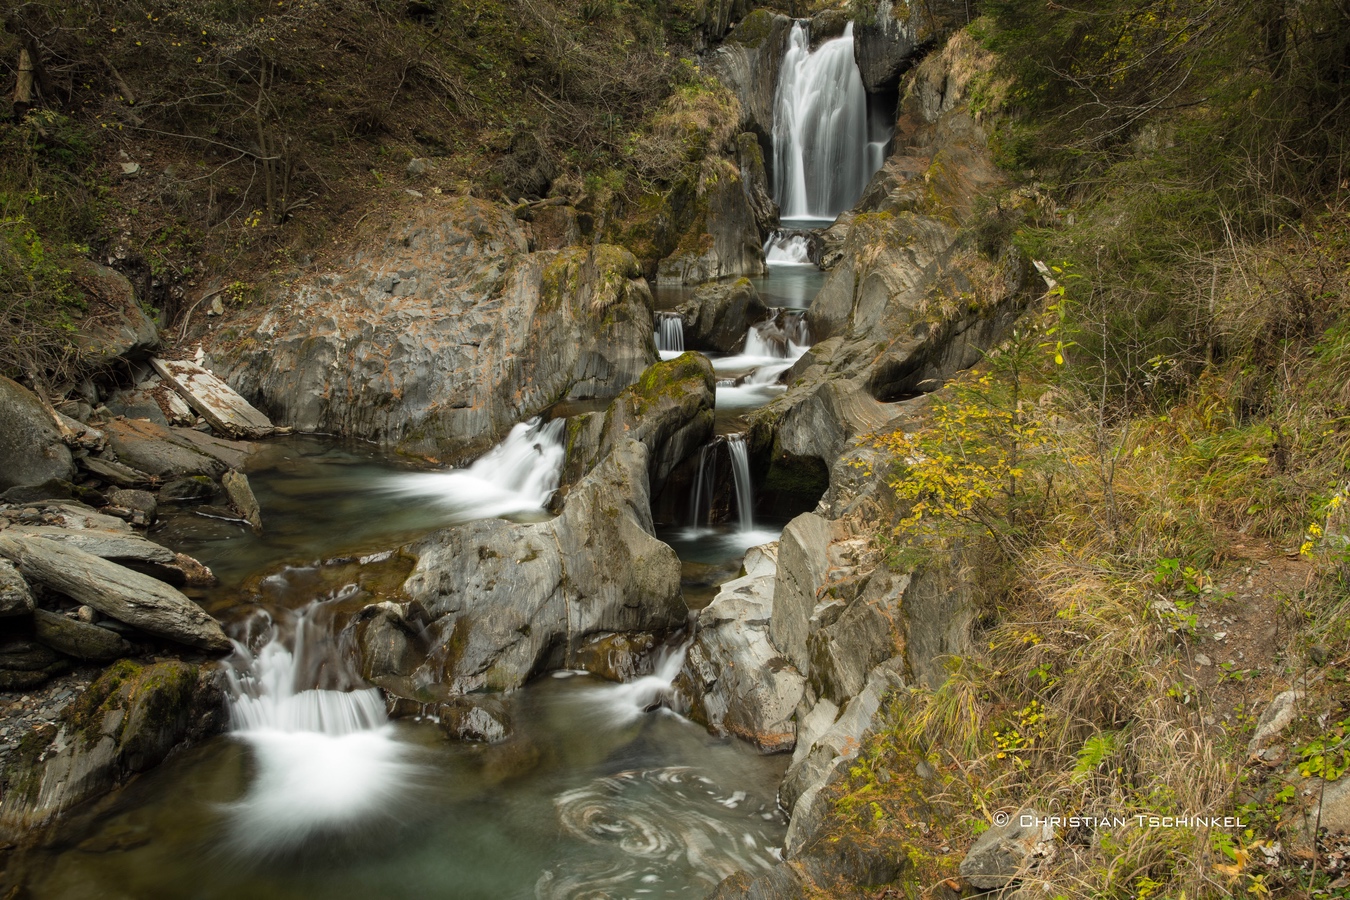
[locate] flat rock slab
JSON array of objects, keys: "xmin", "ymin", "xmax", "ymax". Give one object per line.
[
  {"xmin": 151, "ymin": 358, "xmax": 273, "ymax": 439},
  {"xmin": 33, "ymin": 608, "xmax": 132, "ymax": 661},
  {"xmin": 0, "ymin": 534, "xmax": 230, "ymax": 652}
]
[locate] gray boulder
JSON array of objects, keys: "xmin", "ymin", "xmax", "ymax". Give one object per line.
[
  {"xmin": 355, "ymin": 602, "xmax": 423, "ymax": 680},
  {"xmin": 655, "ymin": 158, "xmax": 767, "ymax": 286},
  {"xmin": 959, "ymin": 808, "xmax": 1056, "ymax": 889},
  {"xmin": 563, "ymin": 352, "xmax": 716, "ymax": 495},
  {"xmin": 711, "ymin": 11, "xmax": 794, "ymax": 139},
  {"xmin": 678, "ymin": 543, "xmax": 805, "ymax": 752},
  {"xmin": 0, "ymin": 377, "xmax": 75, "ymax": 492},
  {"xmin": 211, "ymin": 199, "xmax": 656, "ymax": 462},
  {"xmin": 768, "ymin": 513, "xmax": 842, "ymax": 674},
  {"xmin": 677, "ymin": 278, "xmax": 770, "ymax": 353},
  {"xmin": 0, "ymin": 534, "xmax": 230, "ymax": 652},
  {"xmin": 403, "ymin": 439, "xmax": 684, "ymax": 693}
]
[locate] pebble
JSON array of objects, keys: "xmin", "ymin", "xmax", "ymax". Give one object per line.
[{"xmin": 1195, "ymin": 653, "xmax": 1213, "ymax": 666}]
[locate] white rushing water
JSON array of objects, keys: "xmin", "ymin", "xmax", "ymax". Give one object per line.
[
  {"xmin": 763, "ymin": 232, "xmax": 813, "ymax": 266},
  {"xmin": 383, "ymin": 416, "xmax": 565, "ymax": 521},
  {"xmin": 224, "ymin": 604, "xmax": 420, "ymax": 856},
  {"xmin": 772, "ymin": 22, "xmax": 876, "ymax": 219},
  {"xmin": 578, "ymin": 642, "xmax": 690, "ymax": 728},
  {"xmin": 655, "ymin": 311, "xmax": 686, "ymax": 361},
  {"xmin": 726, "ymin": 435, "xmax": 754, "ymax": 533}
]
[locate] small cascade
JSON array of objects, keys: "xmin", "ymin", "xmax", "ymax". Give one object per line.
[
  {"xmin": 742, "ymin": 310, "xmax": 811, "ymax": 361},
  {"xmin": 726, "ymin": 435, "xmax": 754, "ymax": 533},
  {"xmin": 223, "ymin": 603, "xmax": 419, "ymax": 855},
  {"xmin": 772, "ymin": 21, "xmax": 879, "ymax": 219},
  {"xmin": 384, "ymin": 417, "xmax": 565, "ymax": 520},
  {"xmin": 582, "ymin": 641, "xmax": 689, "ymax": 727},
  {"xmin": 688, "ymin": 442, "xmax": 719, "ymax": 528},
  {"xmin": 763, "ymin": 232, "xmax": 813, "ymax": 266},
  {"xmin": 654, "ymin": 311, "xmax": 685, "ymax": 360}
]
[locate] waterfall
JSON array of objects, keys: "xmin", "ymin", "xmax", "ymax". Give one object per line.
[
  {"xmin": 726, "ymin": 435, "xmax": 754, "ymax": 533},
  {"xmin": 223, "ymin": 603, "xmax": 419, "ymax": 856},
  {"xmin": 764, "ymin": 232, "xmax": 813, "ymax": 265},
  {"xmin": 772, "ymin": 22, "xmax": 876, "ymax": 220},
  {"xmin": 654, "ymin": 312, "xmax": 685, "ymax": 360},
  {"xmin": 579, "ymin": 642, "xmax": 690, "ymax": 727},
  {"xmin": 688, "ymin": 442, "xmax": 718, "ymax": 527},
  {"xmin": 384, "ymin": 416, "xmax": 566, "ymax": 520},
  {"xmin": 742, "ymin": 310, "xmax": 810, "ymax": 361}
]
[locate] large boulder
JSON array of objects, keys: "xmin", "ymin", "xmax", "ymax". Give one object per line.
[
  {"xmin": 98, "ymin": 416, "xmax": 255, "ymax": 478},
  {"xmin": 0, "ymin": 534, "xmax": 231, "ymax": 652},
  {"xmin": 401, "ymin": 439, "xmax": 684, "ymax": 693},
  {"xmin": 0, "ymin": 660, "xmax": 224, "ymax": 842},
  {"xmin": 678, "ymin": 543, "xmax": 805, "ymax": 752},
  {"xmin": 677, "ymin": 278, "xmax": 770, "ymax": 353},
  {"xmin": 0, "ymin": 377, "xmax": 74, "ymax": 492},
  {"xmin": 0, "ymin": 560, "xmax": 34, "ymax": 617},
  {"xmin": 563, "ymin": 353, "xmax": 716, "ymax": 495},
  {"xmin": 655, "ymin": 158, "xmax": 767, "ymax": 286},
  {"xmin": 211, "ymin": 198, "xmax": 656, "ymax": 462},
  {"xmin": 69, "ymin": 261, "xmax": 159, "ymax": 367}
]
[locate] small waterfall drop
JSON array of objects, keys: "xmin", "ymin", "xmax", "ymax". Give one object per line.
[
  {"xmin": 384, "ymin": 417, "xmax": 565, "ymax": 520},
  {"xmin": 726, "ymin": 435, "xmax": 754, "ymax": 533},
  {"xmin": 688, "ymin": 443, "xmax": 718, "ymax": 528},
  {"xmin": 654, "ymin": 311, "xmax": 685, "ymax": 360},
  {"xmin": 224, "ymin": 603, "xmax": 419, "ymax": 856},
  {"xmin": 764, "ymin": 232, "xmax": 813, "ymax": 265},
  {"xmin": 772, "ymin": 22, "xmax": 877, "ymax": 219},
  {"xmin": 580, "ymin": 642, "xmax": 690, "ymax": 727}
]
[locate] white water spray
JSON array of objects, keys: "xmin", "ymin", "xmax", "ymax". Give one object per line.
[
  {"xmin": 764, "ymin": 233, "xmax": 813, "ymax": 266},
  {"xmin": 383, "ymin": 417, "xmax": 565, "ymax": 521},
  {"xmin": 772, "ymin": 22, "xmax": 877, "ymax": 219},
  {"xmin": 654, "ymin": 311, "xmax": 686, "ymax": 361},
  {"xmin": 726, "ymin": 435, "xmax": 754, "ymax": 533}
]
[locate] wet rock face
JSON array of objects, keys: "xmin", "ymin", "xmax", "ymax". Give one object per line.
[
  {"xmin": 655, "ymin": 159, "xmax": 767, "ymax": 286},
  {"xmin": 712, "ymin": 11, "xmax": 794, "ymax": 139},
  {"xmin": 211, "ymin": 198, "xmax": 656, "ymax": 462},
  {"xmin": 402, "ymin": 439, "xmax": 684, "ymax": 694},
  {"xmin": 0, "ymin": 377, "xmax": 75, "ymax": 493},
  {"xmin": 677, "ymin": 278, "xmax": 770, "ymax": 354}
]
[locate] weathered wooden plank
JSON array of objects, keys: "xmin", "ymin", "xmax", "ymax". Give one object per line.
[{"xmin": 150, "ymin": 357, "xmax": 273, "ymax": 439}]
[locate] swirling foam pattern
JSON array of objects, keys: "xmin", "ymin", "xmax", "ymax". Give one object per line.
[{"xmin": 539, "ymin": 767, "xmax": 782, "ymax": 899}]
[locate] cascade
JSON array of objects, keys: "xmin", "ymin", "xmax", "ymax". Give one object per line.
[
  {"xmin": 742, "ymin": 310, "xmax": 810, "ymax": 361},
  {"xmin": 726, "ymin": 435, "xmax": 754, "ymax": 532},
  {"xmin": 688, "ymin": 441, "xmax": 719, "ymax": 527},
  {"xmin": 772, "ymin": 21, "xmax": 878, "ymax": 219},
  {"xmin": 764, "ymin": 232, "xmax": 813, "ymax": 265},
  {"xmin": 223, "ymin": 602, "xmax": 419, "ymax": 855},
  {"xmin": 384, "ymin": 416, "xmax": 565, "ymax": 520},
  {"xmin": 580, "ymin": 641, "xmax": 690, "ymax": 726},
  {"xmin": 654, "ymin": 311, "xmax": 685, "ymax": 360}
]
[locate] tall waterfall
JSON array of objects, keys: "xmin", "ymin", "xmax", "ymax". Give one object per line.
[
  {"xmin": 772, "ymin": 22, "xmax": 876, "ymax": 220},
  {"xmin": 223, "ymin": 602, "xmax": 419, "ymax": 856}
]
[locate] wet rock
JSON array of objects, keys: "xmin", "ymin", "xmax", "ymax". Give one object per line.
[
  {"xmin": 851, "ymin": 0, "xmax": 955, "ymax": 94},
  {"xmin": 0, "ymin": 660, "xmax": 224, "ymax": 842},
  {"xmin": 404, "ymin": 439, "xmax": 684, "ymax": 694},
  {"xmin": 221, "ymin": 469, "xmax": 262, "ymax": 533},
  {"xmin": 737, "ymin": 133, "xmax": 778, "ymax": 238},
  {"xmin": 0, "ymin": 560, "xmax": 35, "ymax": 617},
  {"xmin": 106, "ymin": 488, "xmax": 157, "ymax": 524},
  {"xmin": 563, "ymin": 353, "xmax": 716, "ymax": 495},
  {"xmin": 677, "ymin": 278, "xmax": 770, "ymax": 354},
  {"xmin": 150, "ymin": 358, "xmax": 274, "ymax": 440},
  {"xmin": 32, "ymin": 609, "xmax": 133, "ymax": 662},
  {"xmin": 355, "ymin": 603, "xmax": 423, "ymax": 680},
  {"xmin": 572, "ymin": 632, "xmax": 657, "ymax": 682},
  {"xmin": 211, "ymin": 199, "xmax": 655, "ymax": 462},
  {"xmin": 959, "ymin": 808, "xmax": 1055, "ymax": 889},
  {"xmin": 160, "ymin": 475, "xmax": 217, "ymax": 503},
  {"xmin": 69, "ymin": 261, "xmax": 159, "ymax": 367},
  {"xmin": 436, "ymin": 695, "xmax": 511, "ymax": 743},
  {"xmin": 677, "ymin": 543, "xmax": 805, "ymax": 752},
  {"xmin": 0, "ymin": 377, "xmax": 75, "ymax": 492},
  {"xmin": 0, "ymin": 534, "xmax": 230, "ymax": 652}
]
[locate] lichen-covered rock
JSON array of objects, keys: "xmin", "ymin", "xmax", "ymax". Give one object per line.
[
  {"xmin": 677, "ymin": 278, "xmax": 770, "ymax": 353},
  {"xmin": 655, "ymin": 158, "xmax": 767, "ymax": 286},
  {"xmin": 0, "ymin": 377, "xmax": 75, "ymax": 493},
  {"xmin": 403, "ymin": 439, "xmax": 684, "ymax": 694},
  {"xmin": 211, "ymin": 198, "xmax": 656, "ymax": 462},
  {"xmin": 677, "ymin": 543, "xmax": 805, "ymax": 752},
  {"xmin": 32, "ymin": 608, "xmax": 133, "ymax": 662},
  {"xmin": 563, "ymin": 352, "xmax": 716, "ymax": 496},
  {"xmin": 0, "ymin": 660, "xmax": 224, "ymax": 842},
  {"xmin": 712, "ymin": 12, "xmax": 794, "ymax": 139}
]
